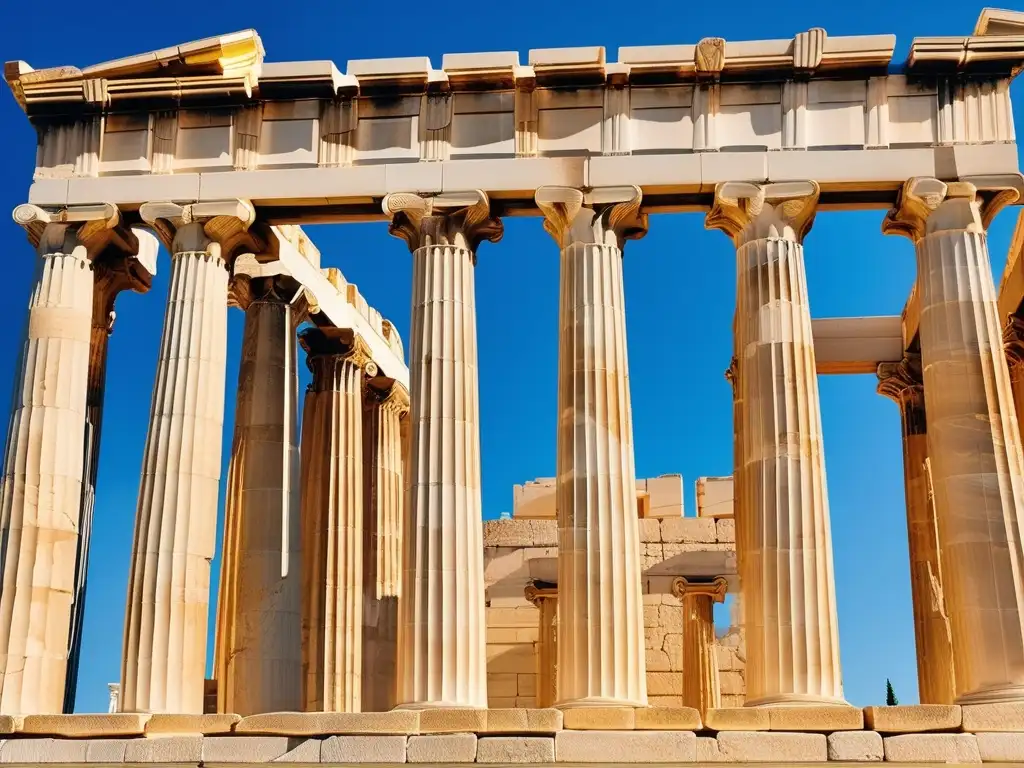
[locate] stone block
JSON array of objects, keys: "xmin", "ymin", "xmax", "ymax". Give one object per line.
[
  {"xmin": 1, "ymin": 738, "xmax": 88, "ymax": 763},
  {"xmin": 647, "ymin": 672, "xmax": 683, "ymax": 697},
  {"xmin": 84, "ymin": 739, "xmax": 128, "ymax": 762},
  {"xmin": 721, "ymin": 695, "xmax": 746, "ymax": 709},
  {"xmin": 864, "ymin": 704, "xmax": 961, "ymax": 733},
  {"xmin": 634, "ymin": 706, "xmax": 702, "ymax": 730},
  {"xmin": 661, "ymin": 517, "xmax": 717, "ymax": 544},
  {"xmin": 642, "ymin": 543, "xmax": 664, "ymax": 572},
  {"xmin": 125, "ymin": 735, "xmax": 203, "ymax": 763},
  {"xmin": 827, "ymin": 731, "xmax": 883, "ymax": 761},
  {"xmin": 487, "ymin": 628, "xmax": 521, "ymax": 644},
  {"xmin": 0, "ymin": 720, "xmax": 17, "ymax": 736},
  {"xmin": 648, "ymin": 475, "xmax": 684, "ymax": 516},
  {"xmin": 476, "ymin": 736, "xmax": 555, "ymax": 763},
  {"xmin": 646, "ymin": 649, "xmax": 671, "ymax": 672},
  {"xmin": 203, "ymin": 735, "xmax": 322, "ymax": 762},
  {"xmin": 485, "ymin": 709, "xmax": 562, "ymax": 734},
  {"xmin": 645, "ymin": 626, "xmax": 666, "ymax": 651},
  {"xmin": 554, "ymin": 730, "xmax": 696, "ymax": 763},
  {"xmin": 663, "ymin": 635, "xmax": 684, "ymax": 671},
  {"xmin": 519, "ymin": 674, "xmax": 537, "ymax": 697},
  {"xmin": 489, "ymin": 696, "xmax": 517, "ymax": 709},
  {"xmin": 517, "ymin": 628, "xmax": 539, "ymax": 643},
  {"xmin": 235, "ymin": 710, "xmax": 419, "ymax": 735},
  {"xmin": 716, "ymin": 731, "xmax": 827, "ymax": 761},
  {"xmin": 483, "ymin": 519, "xmax": 557, "ymax": 547},
  {"xmin": 648, "ymin": 696, "xmax": 684, "ymax": 708},
  {"xmin": 562, "ymin": 707, "xmax": 635, "ymax": 730},
  {"xmin": 719, "ymin": 671, "xmax": 745, "ymax": 696},
  {"xmin": 975, "ymin": 732, "xmax": 1024, "ymax": 761},
  {"xmin": 488, "ymin": 673, "xmax": 519, "ymax": 698},
  {"xmin": 705, "ymin": 708, "xmax": 770, "ymax": 731},
  {"xmin": 146, "ymin": 713, "xmax": 240, "ymax": 735},
  {"xmin": 643, "ymin": 605, "xmax": 660, "ymax": 629},
  {"xmin": 321, "ymin": 735, "xmax": 406, "ymax": 763},
  {"xmin": 657, "ymin": 605, "xmax": 683, "ymax": 634},
  {"xmin": 697, "ymin": 736, "xmax": 721, "ymax": 762},
  {"xmin": 716, "ymin": 646, "xmax": 743, "ymax": 672},
  {"xmin": 717, "ymin": 518, "xmax": 735, "ymax": 543},
  {"xmin": 487, "ymin": 643, "xmax": 537, "ymax": 674},
  {"xmin": 639, "ymin": 518, "xmax": 661, "ymax": 543},
  {"xmin": 882, "ymin": 733, "xmax": 980, "ymax": 763},
  {"xmin": 407, "ymin": 734, "xmax": 476, "ymax": 763},
  {"xmin": 21, "ymin": 714, "xmax": 150, "ymax": 737},
  {"xmin": 962, "ymin": 703, "xmax": 1024, "ymax": 732},
  {"xmin": 766, "ymin": 706, "xmax": 863, "ymax": 732},
  {"xmin": 418, "ymin": 708, "xmax": 486, "ymax": 734},
  {"xmin": 516, "ymin": 697, "xmax": 538, "ymax": 708}
]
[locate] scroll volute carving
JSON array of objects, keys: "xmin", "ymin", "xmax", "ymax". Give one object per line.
[
  {"xmin": 883, "ymin": 176, "xmax": 1022, "ymax": 243},
  {"xmin": 706, "ymin": 181, "xmax": 819, "ymax": 246},
  {"xmin": 535, "ymin": 185, "xmax": 648, "ymax": 249},
  {"xmin": 382, "ymin": 190, "xmax": 503, "ymax": 253}
]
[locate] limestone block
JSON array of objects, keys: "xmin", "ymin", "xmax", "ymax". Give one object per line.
[
  {"xmin": 766, "ymin": 706, "xmax": 863, "ymax": 732},
  {"xmin": 483, "ymin": 520, "xmax": 557, "ymax": 547},
  {"xmin": 716, "ymin": 646, "xmax": 743, "ymax": 672},
  {"xmin": 634, "ymin": 707, "xmax": 702, "ymax": 730},
  {"xmin": 487, "ymin": 644, "xmax": 537, "ymax": 674},
  {"xmin": 1, "ymin": 738, "xmax": 88, "ymax": 763},
  {"xmin": 489, "ymin": 697, "xmax": 517, "ymax": 709},
  {"xmin": 125, "ymin": 735, "xmax": 203, "ymax": 762},
  {"xmin": 476, "ymin": 736, "xmax": 555, "ymax": 763},
  {"xmin": 647, "ymin": 475, "xmax": 684, "ymax": 516},
  {"xmin": 488, "ymin": 673, "xmax": 519, "ymax": 698},
  {"xmin": 827, "ymin": 732, "xmax": 883, "ymax": 761},
  {"xmin": 696, "ymin": 477, "xmax": 734, "ymax": 518},
  {"xmin": 882, "ymin": 734, "xmax": 980, "ymax": 763},
  {"xmin": 661, "ymin": 518, "xmax": 717, "ymax": 544},
  {"xmin": 562, "ymin": 707, "xmax": 635, "ymax": 730},
  {"xmin": 519, "ymin": 675, "xmax": 537, "ymax": 697},
  {"xmin": 961, "ymin": 703, "xmax": 1024, "ymax": 732},
  {"xmin": 321, "ymin": 735, "xmax": 406, "ymax": 763},
  {"xmin": 419, "ymin": 708, "xmax": 486, "ymax": 734},
  {"xmin": 485, "ymin": 709, "xmax": 563, "ymax": 734},
  {"xmin": 484, "ymin": 549, "xmax": 526, "ymax": 589},
  {"xmin": 646, "ymin": 650, "xmax": 672, "ymax": 672},
  {"xmin": 720, "ymin": 695, "xmax": 746, "ymax": 709},
  {"xmin": 487, "ymin": 607, "xmax": 539, "ymax": 628},
  {"xmin": 647, "ymin": 673, "xmax": 683, "ymax": 696},
  {"xmin": 487, "ymin": 628, "xmax": 520, "ymax": 644},
  {"xmin": 716, "ymin": 731, "xmax": 827, "ymax": 762},
  {"xmin": 663, "ymin": 635, "xmax": 684, "ymax": 672},
  {"xmin": 705, "ymin": 708, "xmax": 770, "ymax": 731},
  {"xmin": 639, "ymin": 519, "xmax": 661, "ymax": 543},
  {"xmin": 645, "ymin": 627, "xmax": 664, "ymax": 651},
  {"xmin": 407, "ymin": 734, "xmax": 476, "ymax": 762},
  {"xmin": 145, "ymin": 713, "xmax": 240, "ymax": 735},
  {"xmin": 662, "ymin": 542, "xmax": 731, "ymax": 559},
  {"xmin": 554, "ymin": 730, "xmax": 696, "ymax": 763},
  {"xmin": 716, "ymin": 519, "xmax": 735, "ymax": 543},
  {"xmin": 84, "ymin": 740, "xmax": 128, "ymax": 762},
  {"xmin": 235, "ymin": 711, "xmax": 419, "ymax": 735},
  {"xmin": 644, "ymin": 606, "xmax": 660, "ymax": 629},
  {"xmin": 863, "ymin": 704, "xmax": 961, "ymax": 733},
  {"xmin": 975, "ymin": 733, "xmax": 1024, "ymax": 761},
  {"xmin": 697, "ymin": 736, "xmax": 722, "ymax": 762},
  {"xmin": 718, "ymin": 671, "xmax": 745, "ymax": 695},
  {"xmin": 642, "ymin": 543, "xmax": 664, "ymax": 572},
  {"xmin": 21, "ymin": 714, "xmax": 150, "ymax": 737},
  {"xmin": 0, "ymin": 720, "xmax": 17, "ymax": 736},
  {"xmin": 203, "ymin": 735, "xmax": 322, "ymax": 762},
  {"xmin": 516, "ymin": 697, "xmax": 537, "ymax": 708},
  {"xmin": 657, "ymin": 605, "xmax": 684, "ymax": 634},
  {"xmin": 648, "ymin": 696, "xmax": 684, "ymax": 708}
]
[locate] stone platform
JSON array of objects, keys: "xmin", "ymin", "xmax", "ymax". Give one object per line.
[{"xmin": 0, "ymin": 705, "xmax": 1022, "ymax": 764}]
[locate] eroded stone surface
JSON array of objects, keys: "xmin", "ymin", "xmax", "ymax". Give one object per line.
[
  {"xmin": 976, "ymin": 732, "xmax": 1024, "ymax": 761},
  {"xmin": 715, "ymin": 731, "xmax": 827, "ymax": 762},
  {"xmin": 704, "ymin": 708, "xmax": 770, "ymax": 731},
  {"xmin": 562, "ymin": 707, "xmax": 635, "ymax": 730},
  {"xmin": 202, "ymin": 735, "xmax": 322, "ymax": 762},
  {"xmin": 418, "ymin": 708, "xmax": 487, "ymax": 734},
  {"xmin": 145, "ymin": 713, "xmax": 240, "ymax": 735},
  {"xmin": 767, "ymin": 706, "xmax": 863, "ymax": 732},
  {"xmin": 864, "ymin": 704, "xmax": 961, "ymax": 733},
  {"xmin": 125, "ymin": 735, "xmax": 203, "ymax": 763},
  {"xmin": 554, "ymin": 730, "xmax": 696, "ymax": 763},
  {"xmin": 827, "ymin": 731, "xmax": 883, "ymax": 761},
  {"xmin": 485, "ymin": 709, "xmax": 563, "ymax": 734},
  {"xmin": 407, "ymin": 734, "xmax": 477, "ymax": 763},
  {"xmin": 21, "ymin": 714, "xmax": 150, "ymax": 737},
  {"xmin": 476, "ymin": 735, "xmax": 555, "ymax": 763},
  {"xmin": 962, "ymin": 703, "xmax": 1024, "ymax": 733},
  {"xmin": 321, "ymin": 735, "xmax": 406, "ymax": 763},
  {"xmin": 235, "ymin": 711, "xmax": 418, "ymax": 735},
  {"xmin": 0, "ymin": 737, "xmax": 87, "ymax": 763},
  {"xmin": 882, "ymin": 733, "xmax": 980, "ymax": 763},
  {"xmin": 633, "ymin": 706, "xmax": 701, "ymax": 730}
]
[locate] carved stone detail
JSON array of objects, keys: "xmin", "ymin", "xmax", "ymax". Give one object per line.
[
  {"xmin": 883, "ymin": 176, "xmax": 1023, "ymax": 243},
  {"xmin": 877, "ymin": 354, "xmax": 926, "ymax": 436},
  {"xmin": 535, "ymin": 185, "xmax": 648, "ymax": 249},
  {"xmin": 382, "ymin": 190, "xmax": 502, "ymax": 254},
  {"xmin": 705, "ymin": 181, "xmax": 820, "ymax": 245},
  {"xmin": 695, "ymin": 38, "xmax": 726, "ymax": 76}
]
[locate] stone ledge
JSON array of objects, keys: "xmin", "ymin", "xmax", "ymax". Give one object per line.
[
  {"xmin": 704, "ymin": 708, "xmax": 770, "ymax": 732},
  {"xmin": 476, "ymin": 735, "xmax": 555, "ymax": 763},
  {"xmin": 766, "ymin": 706, "xmax": 863, "ymax": 732},
  {"xmin": 633, "ymin": 707, "xmax": 702, "ymax": 731},
  {"xmin": 407, "ymin": 734, "xmax": 477, "ymax": 763},
  {"xmin": 716, "ymin": 731, "xmax": 828, "ymax": 762},
  {"xmin": 827, "ymin": 731, "xmax": 883, "ymax": 762},
  {"xmin": 418, "ymin": 709, "xmax": 486, "ymax": 734},
  {"xmin": 554, "ymin": 730, "xmax": 696, "ymax": 763},
  {"xmin": 235, "ymin": 711, "xmax": 419, "ymax": 735},
  {"xmin": 145, "ymin": 713, "xmax": 240, "ymax": 735},
  {"xmin": 203, "ymin": 735, "xmax": 322, "ymax": 763},
  {"xmin": 976, "ymin": 732, "xmax": 1024, "ymax": 761},
  {"xmin": 962, "ymin": 704, "xmax": 1024, "ymax": 733},
  {"xmin": 485, "ymin": 709, "xmax": 563, "ymax": 734},
  {"xmin": 562, "ymin": 708, "xmax": 635, "ymax": 731},
  {"xmin": 864, "ymin": 704, "xmax": 961, "ymax": 733},
  {"xmin": 20, "ymin": 714, "xmax": 150, "ymax": 738},
  {"xmin": 882, "ymin": 733, "xmax": 981, "ymax": 763}
]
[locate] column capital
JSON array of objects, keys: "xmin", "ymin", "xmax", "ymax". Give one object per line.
[
  {"xmin": 366, "ymin": 376, "xmax": 410, "ymax": 415},
  {"xmin": 139, "ymin": 199, "xmax": 262, "ymax": 258},
  {"xmin": 93, "ymin": 228, "xmax": 160, "ymax": 334},
  {"xmin": 882, "ymin": 176, "xmax": 1023, "ymax": 243},
  {"xmin": 671, "ymin": 576, "xmax": 728, "ymax": 603},
  {"xmin": 13, "ymin": 202, "xmax": 138, "ymax": 259},
  {"xmin": 705, "ymin": 181, "xmax": 819, "ymax": 246},
  {"xmin": 1005, "ymin": 315, "xmax": 1024, "ymax": 367},
  {"xmin": 725, "ymin": 357, "xmax": 738, "ymax": 392},
  {"xmin": 382, "ymin": 189, "xmax": 502, "ymax": 253},
  {"xmin": 535, "ymin": 185, "xmax": 648, "ymax": 249},
  {"xmin": 524, "ymin": 581, "xmax": 558, "ymax": 607},
  {"xmin": 229, "ymin": 254, "xmax": 304, "ymax": 311},
  {"xmin": 299, "ymin": 326, "xmax": 377, "ymax": 383},
  {"xmin": 876, "ymin": 354, "xmax": 923, "ymax": 402}
]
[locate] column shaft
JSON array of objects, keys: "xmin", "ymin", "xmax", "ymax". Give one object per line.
[
  {"xmin": 122, "ymin": 228, "xmax": 229, "ymax": 713},
  {"xmin": 682, "ymin": 597, "xmax": 719, "ymax": 716},
  {"xmin": 526, "ymin": 588, "xmax": 558, "ymax": 709}
]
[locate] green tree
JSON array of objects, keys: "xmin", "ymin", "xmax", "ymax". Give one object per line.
[{"xmin": 886, "ymin": 679, "xmax": 898, "ymax": 706}]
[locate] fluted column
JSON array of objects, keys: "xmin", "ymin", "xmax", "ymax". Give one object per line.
[
  {"xmin": 383, "ymin": 190, "xmax": 501, "ymax": 708},
  {"xmin": 672, "ymin": 577, "xmax": 727, "ymax": 718},
  {"xmin": 0, "ymin": 204, "xmax": 141, "ymax": 715},
  {"xmin": 525, "ymin": 584, "xmax": 558, "ymax": 709},
  {"xmin": 362, "ymin": 378, "xmax": 409, "ymax": 712},
  {"xmin": 536, "ymin": 185, "xmax": 648, "ymax": 707},
  {"xmin": 706, "ymin": 181, "xmax": 844, "ymax": 706},
  {"xmin": 214, "ymin": 272, "xmax": 304, "ymax": 715},
  {"xmin": 1005, "ymin": 318, "xmax": 1024, "ymax": 434},
  {"xmin": 122, "ymin": 200, "xmax": 257, "ymax": 714},
  {"xmin": 884, "ymin": 177, "xmax": 1024, "ymax": 704},
  {"xmin": 300, "ymin": 327, "xmax": 373, "ymax": 712},
  {"xmin": 877, "ymin": 354, "xmax": 956, "ymax": 704}
]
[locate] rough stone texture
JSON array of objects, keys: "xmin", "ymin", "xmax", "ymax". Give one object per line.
[
  {"xmin": 562, "ymin": 707, "xmax": 635, "ymax": 730},
  {"xmin": 145, "ymin": 713, "xmax": 240, "ymax": 734},
  {"xmin": 976, "ymin": 732, "xmax": 1024, "ymax": 761},
  {"xmin": 21, "ymin": 714, "xmax": 150, "ymax": 737},
  {"xmin": 84, "ymin": 740, "xmax": 128, "ymax": 762},
  {"xmin": 485, "ymin": 709, "xmax": 563, "ymax": 734},
  {"xmin": 554, "ymin": 730, "xmax": 696, "ymax": 763},
  {"xmin": 827, "ymin": 731, "xmax": 883, "ymax": 761},
  {"xmin": 704, "ymin": 708, "xmax": 770, "ymax": 731},
  {"xmin": 882, "ymin": 733, "xmax": 981, "ymax": 763},
  {"xmin": 633, "ymin": 706, "xmax": 701, "ymax": 730},
  {"xmin": 961, "ymin": 703, "xmax": 1024, "ymax": 732},
  {"xmin": 716, "ymin": 731, "xmax": 827, "ymax": 762},
  {"xmin": 864, "ymin": 704, "xmax": 961, "ymax": 733},
  {"xmin": 697, "ymin": 736, "xmax": 722, "ymax": 762},
  {"xmin": 235, "ymin": 710, "xmax": 419, "ymax": 735},
  {"xmin": 717, "ymin": 519, "xmax": 736, "ymax": 543},
  {"xmin": 418, "ymin": 708, "xmax": 487, "ymax": 734},
  {"xmin": 483, "ymin": 519, "xmax": 557, "ymax": 548},
  {"xmin": 661, "ymin": 517, "xmax": 717, "ymax": 544},
  {"xmin": 407, "ymin": 734, "xmax": 477, "ymax": 763},
  {"xmin": 766, "ymin": 706, "xmax": 863, "ymax": 732},
  {"xmin": 0, "ymin": 720, "xmax": 17, "ymax": 736},
  {"xmin": 203, "ymin": 735, "xmax": 322, "ymax": 762},
  {"xmin": 321, "ymin": 735, "xmax": 407, "ymax": 763},
  {"xmin": 639, "ymin": 519, "xmax": 661, "ymax": 543},
  {"xmin": 476, "ymin": 736, "xmax": 555, "ymax": 763},
  {"xmin": 0, "ymin": 737, "xmax": 88, "ymax": 763},
  {"xmin": 124, "ymin": 735, "xmax": 203, "ymax": 762}
]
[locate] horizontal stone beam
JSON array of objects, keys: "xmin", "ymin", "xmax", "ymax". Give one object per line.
[{"xmin": 811, "ymin": 316, "xmax": 903, "ymax": 374}]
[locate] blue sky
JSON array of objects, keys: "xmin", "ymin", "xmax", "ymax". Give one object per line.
[{"xmin": 0, "ymin": 0, "xmax": 1019, "ymax": 714}]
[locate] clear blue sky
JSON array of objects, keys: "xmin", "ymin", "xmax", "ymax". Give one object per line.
[{"xmin": 0, "ymin": 0, "xmax": 1019, "ymax": 714}]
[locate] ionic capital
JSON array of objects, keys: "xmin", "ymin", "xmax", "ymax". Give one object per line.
[
  {"xmin": 535, "ymin": 185, "xmax": 648, "ymax": 250},
  {"xmin": 877, "ymin": 354, "xmax": 926, "ymax": 435},
  {"xmin": 705, "ymin": 181, "xmax": 819, "ymax": 246},
  {"xmin": 524, "ymin": 581, "xmax": 558, "ymax": 607},
  {"xmin": 1005, "ymin": 315, "xmax": 1024, "ymax": 367},
  {"xmin": 93, "ymin": 228, "xmax": 160, "ymax": 332},
  {"xmin": 366, "ymin": 376, "xmax": 411, "ymax": 416},
  {"xmin": 671, "ymin": 576, "xmax": 728, "ymax": 603},
  {"xmin": 140, "ymin": 199, "xmax": 261, "ymax": 259},
  {"xmin": 299, "ymin": 326, "xmax": 377, "ymax": 388},
  {"xmin": 229, "ymin": 254, "xmax": 304, "ymax": 311},
  {"xmin": 382, "ymin": 190, "xmax": 503, "ymax": 254},
  {"xmin": 882, "ymin": 176, "xmax": 1023, "ymax": 243},
  {"xmin": 13, "ymin": 202, "xmax": 137, "ymax": 259}
]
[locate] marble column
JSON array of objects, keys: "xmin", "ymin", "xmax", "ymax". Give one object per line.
[
  {"xmin": 122, "ymin": 200, "xmax": 257, "ymax": 714},
  {"xmin": 884, "ymin": 177, "xmax": 1024, "ymax": 704},
  {"xmin": 361, "ymin": 377, "xmax": 409, "ymax": 712},
  {"xmin": 877, "ymin": 354, "xmax": 956, "ymax": 704},
  {"xmin": 706, "ymin": 181, "xmax": 845, "ymax": 706},
  {"xmin": 0, "ymin": 204, "xmax": 142, "ymax": 715},
  {"xmin": 672, "ymin": 577, "xmax": 727, "ymax": 718},
  {"xmin": 382, "ymin": 190, "xmax": 501, "ymax": 708},
  {"xmin": 299, "ymin": 327, "xmax": 373, "ymax": 712},
  {"xmin": 214, "ymin": 272, "xmax": 303, "ymax": 716},
  {"xmin": 1005, "ymin": 317, "xmax": 1024, "ymax": 430},
  {"xmin": 525, "ymin": 583, "xmax": 558, "ymax": 709},
  {"xmin": 536, "ymin": 185, "xmax": 648, "ymax": 707}
]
